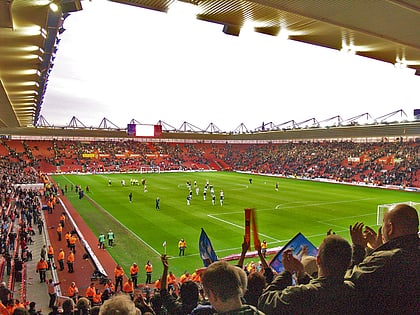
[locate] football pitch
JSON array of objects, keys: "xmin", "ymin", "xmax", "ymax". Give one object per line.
[{"xmin": 52, "ymin": 172, "xmax": 418, "ymax": 278}]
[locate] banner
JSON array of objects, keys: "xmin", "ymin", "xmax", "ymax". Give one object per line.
[
  {"xmin": 251, "ymin": 209, "xmax": 260, "ymax": 250},
  {"xmin": 269, "ymin": 232, "xmax": 318, "ymax": 273},
  {"xmin": 244, "ymin": 208, "xmax": 259, "ymax": 250},
  {"xmin": 244, "ymin": 208, "xmax": 252, "ymax": 245},
  {"xmin": 199, "ymin": 228, "xmax": 218, "ymax": 267}
]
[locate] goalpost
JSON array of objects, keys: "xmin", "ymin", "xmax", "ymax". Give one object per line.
[
  {"xmin": 139, "ymin": 166, "xmax": 161, "ymax": 174},
  {"xmin": 377, "ymin": 201, "xmax": 420, "ymax": 225}
]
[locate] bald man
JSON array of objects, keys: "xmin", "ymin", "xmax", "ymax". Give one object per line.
[{"xmin": 345, "ymin": 203, "xmax": 419, "ymax": 314}]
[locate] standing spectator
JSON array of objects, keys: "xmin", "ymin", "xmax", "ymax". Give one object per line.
[
  {"xmin": 47, "ymin": 279, "xmax": 60, "ymax": 309},
  {"xmin": 107, "ymin": 230, "xmax": 114, "ymax": 247},
  {"xmin": 40, "ymin": 245, "xmax": 46, "ymax": 260},
  {"xmin": 8, "ymin": 232, "xmax": 16, "ymax": 251},
  {"xmin": 0, "ymin": 282, "xmax": 11, "ymax": 306},
  {"xmin": 4, "ymin": 252, "xmax": 11, "ymax": 276},
  {"xmin": 37, "ymin": 220, "xmax": 43, "ymax": 235},
  {"xmin": 258, "ymin": 235, "xmax": 358, "ymax": 314},
  {"xmin": 201, "ymin": 260, "xmax": 263, "ymax": 314},
  {"xmin": 47, "ymin": 244, "xmax": 54, "ymax": 269},
  {"xmin": 145, "ymin": 261, "xmax": 153, "ymax": 284},
  {"xmin": 129, "ymin": 262, "xmax": 139, "ymax": 288},
  {"xmin": 345, "ymin": 203, "xmax": 419, "ymax": 314},
  {"xmin": 178, "ymin": 238, "xmax": 187, "ymax": 256}
]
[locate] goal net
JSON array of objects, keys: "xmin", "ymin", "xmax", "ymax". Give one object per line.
[
  {"xmin": 377, "ymin": 201, "xmax": 420, "ymax": 225},
  {"xmin": 140, "ymin": 166, "xmax": 160, "ymax": 174}
]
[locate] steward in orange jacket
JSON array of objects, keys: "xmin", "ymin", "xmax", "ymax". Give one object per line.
[
  {"xmin": 36, "ymin": 258, "xmax": 48, "ymax": 282},
  {"xmin": 114, "ymin": 264, "xmax": 124, "ymax": 292}
]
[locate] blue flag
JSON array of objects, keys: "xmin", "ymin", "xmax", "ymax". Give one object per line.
[
  {"xmin": 269, "ymin": 232, "xmax": 318, "ymax": 273},
  {"xmin": 199, "ymin": 228, "xmax": 218, "ymax": 267}
]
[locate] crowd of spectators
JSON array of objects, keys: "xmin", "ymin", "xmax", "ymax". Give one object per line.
[
  {"xmin": 0, "ymin": 139, "xmax": 418, "ymax": 315},
  {"xmin": 1, "ymin": 139, "xmax": 418, "ymax": 188}
]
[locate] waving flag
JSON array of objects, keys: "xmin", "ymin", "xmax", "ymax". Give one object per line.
[
  {"xmin": 269, "ymin": 232, "xmax": 318, "ymax": 273},
  {"xmin": 199, "ymin": 228, "xmax": 218, "ymax": 267}
]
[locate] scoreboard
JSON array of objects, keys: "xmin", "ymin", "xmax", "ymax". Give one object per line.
[{"xmin": 127, "ymin": 124, "xmax": 162, "ymax": 137}]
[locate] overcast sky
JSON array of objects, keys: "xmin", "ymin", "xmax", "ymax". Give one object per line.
[{"xmin": 40, "ymin": 0, "xmax": 420, "ymax": 132}]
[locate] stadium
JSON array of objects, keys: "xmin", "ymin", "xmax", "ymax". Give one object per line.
[{"xmin": 0, "ymin": 0, "xmax": 419, "ymax": 314}]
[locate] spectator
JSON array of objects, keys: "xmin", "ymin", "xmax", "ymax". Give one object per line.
[
  {"xmin": 237, "ymin": 239, "xmax": 273, "ymax": 307},
  {"xmin": 12, "ymin": 307, "xmax": 29, "ymax": 315},
  {"xmin": 201, "ymin": 260, "xmax": 263, "ymax": 314},
  {"xmin": 159, "ymin": 254, "xmax": 200, "ymax": 314},
  {"xmin": 0, "ymin": 282, "xmax": 11, "ymax": 305},
  {"xmin": 133, "ymin": 294, "xmax": 155, "ymax": 314},
  {"xmin": 345, "ymin": 203, "xmax": 419, "ymax": 314},
  {"xmin": 28, "ymin": 302, "xmax": 39, "ymax": 315},
  {"xmin": 258, "ymin": 235, "xmax": 358, "ymax": 314},
  {"xmin": 61, "ymin": 299, "xmax": 75, "ymax": 315},
  {"xmin": 47, "ymin": 279, "xmax": 60, "ymax": 309},
  {"xmin": 99, "ymin": 294, "xmax": 137, "ymax": 315},
  {"xmin": 76, "ymin": 297, "xmax": 90, "ymax": 315}
]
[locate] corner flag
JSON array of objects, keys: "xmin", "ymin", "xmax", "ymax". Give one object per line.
[{"xmin": 199, "ymin": 228, "xmax": 218, "ymax": 267}]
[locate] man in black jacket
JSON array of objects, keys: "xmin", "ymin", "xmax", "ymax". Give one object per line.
[{"xmin": 345, "ymin": 203, "xmax": 419, "ymax": 314}]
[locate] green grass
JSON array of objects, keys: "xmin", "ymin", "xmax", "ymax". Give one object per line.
[{"xmin": 52, "ymin": 172, "xmax": 419, "ymax": 281}]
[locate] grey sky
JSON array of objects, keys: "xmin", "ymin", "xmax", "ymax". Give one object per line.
[{"xmin": 40, "ymin": 0, "xmax": 420, "ymax": 131}]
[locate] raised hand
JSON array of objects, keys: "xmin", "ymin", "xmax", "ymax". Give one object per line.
[
  {"xmin": 350, "ymin": 222, "xmax": 367, "ymax": 248},
  {"xmin": 364, "ymin": 225, "xmax": 383, "ymax": 249}
]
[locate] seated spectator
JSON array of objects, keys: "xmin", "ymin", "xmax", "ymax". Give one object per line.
[
  {"xmin": 28, "ymin": 302, "xmax": 40, "ymax": 315},
  {"xmin": 241, "ymin": 240, "xmax": 274, "ymax": 307},
  {"xmin": 201, "ymin": 260, "xmax": 264, "ymax": 314},
  {"xmin": 133, "ymin": 294, "xmax": 155, "ymax": 315},
  {"xmin": 258, "ymin": 235, "xmax": 358, "ymax": 314},
  {"xmin": 99, "ymin": 294, "xmax": 137, "ymax": 315},
  {"xmin": 345, "ymin": 203, "xmax": 419, "ymax": 314},
  {"xmin": 159, "ymin": 254, "xmax": 200, "ymax": 314},
  {"xmin": 62, "ymin": 299, "xmax": 75, "ymax": 315},
  {"xmin": 12, "ymin": 307, "xmax": 29, "ymax": 315},
  {"xmin": 76, "ymin": 297, "xmax": 90, "ymax": 315}
]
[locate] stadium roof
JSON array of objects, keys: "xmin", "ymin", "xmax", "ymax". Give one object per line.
[{"xmin": 1, "ymin": 0, "xmax": 419, "ymax": 128}]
